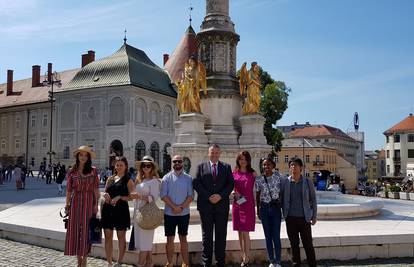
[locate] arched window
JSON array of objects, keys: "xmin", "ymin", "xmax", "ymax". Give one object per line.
[
  {"xmin": 149, "ymin": 102, "xmax": 161, "ymax": 128},
  {"xmin": 135, "ymin": 98, "xmax": 147, "ymax": 125},
  {"xmin": 163, "ymin": 143, "xmax": 171, "ymax": 173},
  {"xmin": 163, "ymin": 105, "xmax": 173, "ymax": 129},
  {"xmin": 109, "ymin": 97, "xmax": 125, "ymax": 125},
  {"xmin": 150, "ymin": 142, "xmax": 160, "ymax": 165},
  {"xmin": 135, "ymin": 140, "xmax": 146, "ymax": 161},
  {"xmin": 61, "ymin": 102, "xmax": 75, "ymax": 129}
]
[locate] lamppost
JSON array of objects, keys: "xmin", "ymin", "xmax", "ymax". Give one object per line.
[{"xmin": 43, "ymin": 67, "xmax": 62, "ymax": 166}]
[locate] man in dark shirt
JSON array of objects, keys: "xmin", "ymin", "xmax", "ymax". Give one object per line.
[{"xmin": 282, "ymin": 157, "xmax": 317, "ymax": 267}]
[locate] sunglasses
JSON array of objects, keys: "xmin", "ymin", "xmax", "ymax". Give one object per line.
[
  {"xmin": 172, "ymin": 160, "xmax": 183, "ymax": 164},
  {"xmin": 142, "ymin": 164, "xmax": 153, "ymax": 169}
]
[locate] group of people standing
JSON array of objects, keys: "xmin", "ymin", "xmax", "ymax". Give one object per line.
[{"xmin": 63, "ymin": 144, "xmax": 317, "ymax": 267}]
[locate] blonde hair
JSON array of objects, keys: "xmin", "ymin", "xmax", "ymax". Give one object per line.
[{"xmin": 135, "ymin": 163, "xmax": 159, "ymax": 184}]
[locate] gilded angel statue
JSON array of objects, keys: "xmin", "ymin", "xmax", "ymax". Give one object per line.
[
  {"xmin": 239, "ymin": 62, "xmax": 261, "ymax": 115},
  {"xmin": 176, "ymin": 57, "xmax": 207, "ymax": 113}
]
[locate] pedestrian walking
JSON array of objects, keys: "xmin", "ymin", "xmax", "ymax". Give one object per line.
[
  {"xmin": 56, "ymin": 165, "xmax": 67, "ymax": 196},
  {"xmin": 193, "ymin": 144, "xmax": 234, "ymax": 267},
  {"xmin": 161, "ymin": 154, "xmax": 193, "ymax": 267},
  {"xmin": 232, "ymin": 151, "xmax": 257, "ymax": 267},
  {"xmin": 282, "ymin": 157, "xmax": 317, "ymax": 267},
  {"xmin": 64, "ymin": 145, "xmax": 100, "ymax": 267}
]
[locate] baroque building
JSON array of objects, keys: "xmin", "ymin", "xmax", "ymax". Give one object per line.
[{"xmin": 0, "ymin": 42, "xmax": 177, "ymax": 173}]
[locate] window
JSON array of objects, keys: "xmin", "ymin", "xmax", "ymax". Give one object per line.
[
  {"xmin": 394, "ymin": 134, "xmax": 400, "ymax": 143},
  {"xmin": 275, "ymin": 155, "xmax": 279, "ymax": 163},
  {"xmin": 15, "ymin": 139, "xmax": 20, "ymax": 150},
  {"xmin": 305, "ymin": 172, "xmax": 310, "ymax": 177},
  {"xmin": 373, "ymin": 168, "xmax": 377, "ymax": 173},
  {"xmin": 135, "ymin": 98, "xmax": 147, "ymax": 125},
  {"xmin": 61, "ymin": 102, "xmax": 75, "ymax": 128},
  {"xmin": 16, "ymin": 117, "xmax": 21, "ymax": 129},
  {"xmin": 150, "ymin": 142, "xmax": 160, "ymax": 164},
  {"xmin": 150, "ymin": 102, "xmax": 161, "ymax": 127},
  {"xmin": 386, "ymin": 165, "xmax": 390, "ymax": 174},
  {"xmin": 373, "ymin": 161, "xmax": 377, "ymax": 166},
  {"xmin": 284, "ymin": 155, "xmax": 289, "ymax": 163},
  {"xmin": 386, "ymin": 150, "xmax": 390, "ymax": 158},
  {"xmin": 163, "ymin": 105, "xmax": 173, "ymax": 129},
  {"xmin": 316, "ymin": 155, "xmax": 320, "ymax": 162},
  {"xmin": 408, "ymin": 134, "xmax": 414, "ymax": 143},
  {"xmin": 386, "ymin": 136, "xmax": 389, "ymax": 143},
  {"xmin": 109, "ymin": 97, "xmax": 125, "ymax": 125},
  {"xmin": 1, "ymin": 118, "xmax": 6, "ymax": 130},
  {"xmin": 1, "ymin": 139, "xmax": 6, "ymax": 150},
  {"xmin": 305, "ymin": 155, "xmax": 310, "ymax": 163},
  {"xmin": 408, "ymin": 149, "xmax": 414, "ymax": 158},
  {"xmin": 324, "ymin": 139, "xmax": 329, "ymax": 143},
  {"xmin": 43, "ymin": 113, "xmax": 48, "ymax": 127},
  {"xmin": 63, "ymin": 146, "xmax": 70, "ymax": 159},
  {"xmin": 30, "ymin": 139, "xmax": 35, "ymax": 149},
  {"xmin": 42, "ymin": 138, "xmax": 47, "ymax": 149},
  {"xmin": 163, "ymin": 143, "xmax": 172, "ymax": 173},
  {"xmin": 135, "ymin": 140, "xmax": 146, "ymax": 161},
  {"xmin": 31, "ymin": 115, "xmax": 36, "ymax": 128}
]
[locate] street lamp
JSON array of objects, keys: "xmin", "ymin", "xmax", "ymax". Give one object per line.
[{"xmin": 43, "ymin": 68, "xmax": 62, "ymax": 166}]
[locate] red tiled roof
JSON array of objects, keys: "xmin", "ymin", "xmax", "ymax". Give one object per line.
[
  {"xmin": 384, "ymin": 114, "xmax": 414, "ymax": 135},
  {"xmin": 288, "ymin": 124, "xmax": 355, "ymax": 141},
  {"xmin": 0, "ymin": 69, "xmax": 78, "ymax": 109},
  {"xmin": 164, "ymin": 26, "xmax": 197, "ymax": 84}
]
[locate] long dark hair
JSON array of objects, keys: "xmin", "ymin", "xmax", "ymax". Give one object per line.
[
  {"xmin": 235, "ymin": 150, "xmax": 255, "ymax": 173},
  {"xmin": 74, "ymin": 153, "xmax": 92, "ymax": 175},
  {"xmin": 113, "ymin": 156, "xmax": 130, "ymax": 181}
]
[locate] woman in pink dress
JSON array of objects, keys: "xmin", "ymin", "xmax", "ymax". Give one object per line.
[
  {"xmin": 232, "ymin": 151, "xmax": 257, "ymax": 267},
  {"xmin": 64, "ymin": 145, "xmax": 100, "ymax": 267}
]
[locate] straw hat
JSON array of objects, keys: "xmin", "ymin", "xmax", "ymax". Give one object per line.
[
  {"xmin": 73, "ymin": 145, "xmax": 96, "ymax": 159},
  {"xmin": 136, "ymin": 155, "xmax": 159, "ymax": 172}
]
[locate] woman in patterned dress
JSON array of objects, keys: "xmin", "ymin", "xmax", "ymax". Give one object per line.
[
  {"xmin": 64, "ymin": 145, "xmax": 100, "ymax": 267},
  {"xmin": 130, "ymin": 155, "xmax": 161, "ymax": 267},
  {"xmin": 232, "ymin": 151, "xmax": 257, "ymax": 267},
  {"xmin": 255, "ymin": 157, "xmax": 283, "ymax": 267}
]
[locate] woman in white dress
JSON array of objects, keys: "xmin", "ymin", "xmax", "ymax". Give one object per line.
[{"xmin": 131, "ymin": 155, "xmax": 160, "ymax": 267}]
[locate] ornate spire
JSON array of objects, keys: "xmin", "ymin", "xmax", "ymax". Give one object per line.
[{"xmin": 189, "ymin": 0, "xmax": 193, "ymax": 26}]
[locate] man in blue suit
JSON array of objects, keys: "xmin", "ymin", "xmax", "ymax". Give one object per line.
[{"xmin": 193, "ymin": 144, "xmax": 234, "ymax": 267}]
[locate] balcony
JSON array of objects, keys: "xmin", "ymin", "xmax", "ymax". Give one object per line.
[{"xmin": 313, "ymin": 160, "xmax": 325, "ymax": 166}]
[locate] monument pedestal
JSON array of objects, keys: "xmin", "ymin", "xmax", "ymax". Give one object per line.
[
  {"xmin": 175, "ymin": 113, "xmax": 208, "ymax": 145},
  {"xmin": 238, "ymin": 114, "xmax": 268, "ymax": 147}
]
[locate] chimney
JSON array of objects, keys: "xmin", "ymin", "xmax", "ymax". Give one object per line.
[
  {"xmin": 163, "ymin": 54, "xmax": 169, "ymax": 66},
  {"xmin": 6, "ymin": 70, "xmax": 13, "ymax": 96},
  {"xmin": 81, "ymin": 50, "xmax": 95, "ymax": 67},
  {"xmin": 47, "ymin": 63, "xmax": 52, "ymax": 83},
  {"xmin": 88, "ymin": 50, "xmax": 95, "ymax": 62},
  {"xmin": 81, "ymin": 54, "xmax": 89, "ymax": 67},
  {"xmin": 32, "ymin": 65, "xmax": 41, "ymax": 87}
]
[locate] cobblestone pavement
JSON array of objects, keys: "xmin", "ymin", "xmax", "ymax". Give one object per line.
[{"xmin": 0, "ymin": 238, "xmax": 414, "ymax": 267}]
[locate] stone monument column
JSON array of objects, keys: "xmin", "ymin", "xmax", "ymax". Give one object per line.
[{"xmin": 197, "ymin": 0, "xmax": 242, "ymax": 146}]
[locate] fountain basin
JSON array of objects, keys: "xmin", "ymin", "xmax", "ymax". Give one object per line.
[{"xmin": 316, "ymin": 191, "xmax": 384, "ymax": 219}]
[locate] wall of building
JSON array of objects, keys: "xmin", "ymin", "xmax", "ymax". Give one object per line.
[
  {"xmin": 337, "ymin": 155, "xmax": 357, "ymax": 190},
  {"xmin": 385, "ymin": 132, "xmax": 414, "ymax": 176}
]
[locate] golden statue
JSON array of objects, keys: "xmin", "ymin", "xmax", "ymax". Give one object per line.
[
  {"xmin": 176, "ymin": 57, "xmax": 207, "ymax": 113},
  {"xmin": 239, "ymin": 62, "xmax": 261, "ymax": 115}
]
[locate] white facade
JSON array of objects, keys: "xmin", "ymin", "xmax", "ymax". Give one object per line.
[
  {"xmin": 384, "ymin": 132, "xmax": 414, "ymax": 177},
  {"xmin": 56, "ymin": 85, "xmax": 177, "ymax": 172}
]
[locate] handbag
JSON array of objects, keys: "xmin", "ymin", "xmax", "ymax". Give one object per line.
[
  {"xmin": 135, "ymin": 201, "xmax": 163, "ymax": 230},
  {"xmin": 88, "ymin": 216, "xmax": 102, "ymax": 244},
  {"xmin": 59, "ymin": 208, "xmax": 69, "ymax": 229}
]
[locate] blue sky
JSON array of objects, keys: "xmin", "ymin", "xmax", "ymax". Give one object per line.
[{"xmin": 1, "ymin": 0, "xmax": 413, "ymax": 150}]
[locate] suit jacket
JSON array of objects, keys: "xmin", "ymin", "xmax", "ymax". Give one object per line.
[
  {"xmin": 281, "ymin": 176, "xmax": 317, "ymax": 223},
  {"xmin": 193, "ymin": 161, "xmax": 234, "ymax": 213}
]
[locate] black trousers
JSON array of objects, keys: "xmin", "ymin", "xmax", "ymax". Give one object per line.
[
  {"xmin": 199, "ymin": 210, "xmax": 229, "ymax": 267},
  {"xmin": 285, "ymin": 216, "xmax": 316, "ymax": 267}
]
